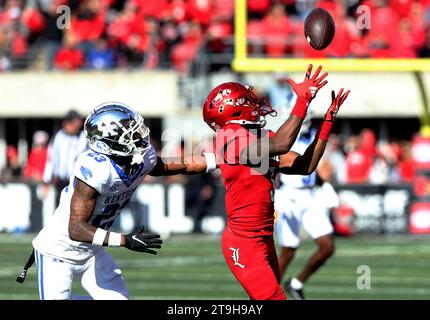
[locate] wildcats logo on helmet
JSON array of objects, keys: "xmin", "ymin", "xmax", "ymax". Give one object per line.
[{"xmin": 98, "ymin": 122, "xmax": 118, "ymax": 137}]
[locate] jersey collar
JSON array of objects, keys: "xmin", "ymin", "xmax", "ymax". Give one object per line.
[{"xmin": 109, "ymin": 158, "xmax": 145, "ymax": 187}]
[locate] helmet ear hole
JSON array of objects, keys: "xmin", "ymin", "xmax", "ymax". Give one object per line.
[{"xmin": 232, "ymin": 111, "xmax": 242, "ymax": 117}]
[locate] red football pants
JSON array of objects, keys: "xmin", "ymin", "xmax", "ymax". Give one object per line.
[{"xmin": 221, "ymin": 227, "xmax": 286, "ymax": 300}]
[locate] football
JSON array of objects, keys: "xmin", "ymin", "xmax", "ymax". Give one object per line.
[{"xmin": 304, "ymin": 8, "xmax": 335, "ymax": 50}]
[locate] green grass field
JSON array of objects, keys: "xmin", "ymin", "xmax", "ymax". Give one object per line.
[{"xmin": 1, "ymin": 233, "xmax": 430, "ymax": 300}]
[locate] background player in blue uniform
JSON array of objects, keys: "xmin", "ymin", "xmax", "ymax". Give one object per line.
[{"xmin": 275, "ymin": 113, "xmax": 339, "ymax": 300}]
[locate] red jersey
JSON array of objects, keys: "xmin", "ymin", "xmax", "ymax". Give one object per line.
[{"xmin": 216, "ymin": 123, "xmax": 277, "ymax": 238}]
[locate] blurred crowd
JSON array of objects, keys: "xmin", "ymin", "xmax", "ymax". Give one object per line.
[
  {"xmin": 0, "ymin": 0, "xmax": 429, "ymax": 73},
  {"xmin": 0, "ymin": 119, "xmax": 416, "ymax": 187},
  {"xmin": 248, "ymin": 0, "xmax": 430, "ymax": 58},
  {"xmin": 0, "ymin": 0, "xmax": 235, "ymax": 72},
  {"xmin": 325, "ymin": 129, "xmax": 414, "ymax": 184}
]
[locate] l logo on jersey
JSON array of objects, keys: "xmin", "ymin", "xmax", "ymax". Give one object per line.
[{"xmin": 229, "ymin": 247, "xmax": 245, "ymax": 269}]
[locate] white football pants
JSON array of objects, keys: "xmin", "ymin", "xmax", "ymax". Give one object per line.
[
  {"xmin": 34, "ymin": 248, "xmax": 128, "ymax": 300},
  {"xmin": 275, "ymin": 187, "xmax": 334, "ymax": 248}
]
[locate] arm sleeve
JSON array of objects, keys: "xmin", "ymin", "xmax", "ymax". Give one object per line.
[{"xmin": 73, "ymin": 152, "xmax": 110, "ymax": 194}]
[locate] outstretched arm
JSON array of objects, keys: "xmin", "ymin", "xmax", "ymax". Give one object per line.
[
  {"xmin": 278, "ymin": 88, "xmax": 350, "ymax": 175},
  {"xmin": 149, "ymin": 153, "xmax": 216, "ymax": 176},
  {"xmin": 278, "ymin": 140, "xmax": 326, "ymax": 175},
  {"xmin": 240, "ymin": 64, "xmax": 328, "ymax": 163}
]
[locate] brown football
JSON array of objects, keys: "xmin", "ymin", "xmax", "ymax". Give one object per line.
[{"xmin": 304, "ymin": 8, "xmax": 335, "ymax": 50}]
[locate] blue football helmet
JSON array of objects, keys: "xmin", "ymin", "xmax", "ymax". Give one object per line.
[{"xmin": 84, "ymin": 102, "xmax": 151, "ymax": 163}]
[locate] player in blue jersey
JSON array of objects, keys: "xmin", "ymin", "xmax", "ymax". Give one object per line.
[
  {"xmin": 24, "ymin": 102, "xmax": 214, "ymax": 300},
  {"xmin": 274, "ymin": 113, "xmax": 339, "ymax": 300}
]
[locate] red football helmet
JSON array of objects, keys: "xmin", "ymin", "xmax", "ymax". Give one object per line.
[{"xmin": 202, "ymin": 82, "xmax": 276, "ymax": 131}]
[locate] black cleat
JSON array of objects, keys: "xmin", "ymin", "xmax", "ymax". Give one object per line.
[{"xmin": 284, "ymin": 278, "xmax": 305, "ymax": 300}]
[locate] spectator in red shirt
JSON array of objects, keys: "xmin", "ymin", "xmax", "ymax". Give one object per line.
[
  {"xmin": 391, "ymin": 0, "xmax": 415, "ymax": 18},
  {"xmin": 398, "ymin": 1, "xmax": 427, "ymax": 56},
  {"xmin": 364, "ymin": 0, "xmax": 401, "ymax": 57},
  {"xmin": 212, "ymin": 0, "xmax": 235, "ymax": 21},
  {"xmin": 107, "ymin": 3, "xmax": 138, "ymax": 46},
  {"xmin": 361, "ymin": 129, "xmax": 377, "ymax": 159},
  {"xmin": 21, "ymin": 6, "xmax": 45, "ymax": 37},
  {"xmin": 345, "ymin": 135, "xmax": 373, "ymax": 184},
  {"xmin": 325, "ymin": 1, "xmax": 361, "ymax": 57},
  {"xmin": 167, "ymin": 0, "xmax": 187, "ymax": 23},
  {"xmin": 131, "ymin": 0, "xmax": 169, "ymax": 19},
  {"xmin": 23, "ymin": 130, "xmax": 49, "ymax": 182},
  {"xmin": 0, "ymin": 0, "xmax": 30, "ymax": 69},
  {"xmin": 186, "ymin": 0, "xmax": 213, "ymax": 26},
  {"xmin": 248, "ymin": 0, "xmax": 271, "ymax": 19},
  {"xmin": 171, "ymin": 21, "xmax": 203, "ymax": 73},
  {"xmin": 261, "ymin": 3, "xmax": 292, "ymax": 57},
  {"xmin": 71, "ymin": 0, "xmax": 106, "ymax": 42},
  {"xmin": 70, "ymin": 0, "xmax": 106, "ymax": 56},
  {"xmin": 54, "ymin": 32, "xmax": 84, "ymax": 70},
  {"xmin": 107, "ymin": 1, "xmax": 151, "ymax": 67},
  {"xmin": 206, "ymin": 18, "xmax": 232, "ymax": 54}
]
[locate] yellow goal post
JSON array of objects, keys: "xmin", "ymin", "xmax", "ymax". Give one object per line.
[
  {"xmin": 232, "ymin": 0, "xmax": 430, "ymax": 72},
  {"xmin": 231, "ymin": 0, "xmax": 430, "ymax": 135}
]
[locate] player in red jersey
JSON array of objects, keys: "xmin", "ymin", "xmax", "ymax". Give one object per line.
[{"xmin": 202, "ymin": 65, "xmax": 350, "ymax": 300}]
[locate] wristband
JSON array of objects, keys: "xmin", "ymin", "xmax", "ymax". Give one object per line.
[
  {"xmin": 291, "ymin": 97, "xmax": 309, "ymax": 119},
  {"xmin": 203, "ymin": 152, "xmax": 217, "ymax": 173},
  {"xmin": 108, "ymin": 232, "xmax": 122, "ymax": 247},
  {"xmin": 92, "ymin": 228, "xmax": 107, "ymax": 246},
  {"xmin": 317, "ymin": 120, "xmax": 333, "ymax": 141}
]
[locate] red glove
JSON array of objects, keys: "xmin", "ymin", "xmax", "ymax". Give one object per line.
[
  {"xmin": 317, "ymin": 88, "xmax": 351, "ymax": 141},
  {"xmin": 288, "ymin": 64, "xmax": 328, "ymax": 119}
]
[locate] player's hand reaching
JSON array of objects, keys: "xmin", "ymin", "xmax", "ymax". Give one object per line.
[
  {"xmin": 317, "ymin": 88, "xmax": 350, "ymax": 141},
  {"xmin": 124, "ymin": 226, "xmax": 162, "ymax": 254},
  {"xmin": 324, "ymin": 88, "xmax": 350, "ymax": 123},
  {"xmin": 288, "ymin": 64, "xmax": 328, "ymax": 102}
]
